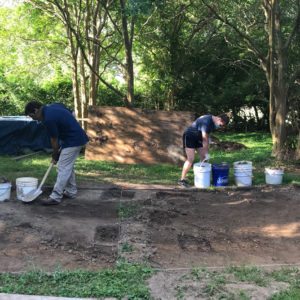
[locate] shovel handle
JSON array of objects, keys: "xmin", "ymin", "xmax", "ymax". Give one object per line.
[
  {"xmin": 38, "ymin": 162, "xmax": 54, "ymax": 189},
  {"xmin": 11, "ymin": 150, "xmax": 43, "ymax": 161}
]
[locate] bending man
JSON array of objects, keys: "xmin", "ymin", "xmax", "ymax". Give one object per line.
[
  {"xmin": 25, "ymin": 101, "xmax": 89, "ymax": 205},
  {"xmin": 179, "ymin": 114, "xmax": 230, "ymax": 187}
]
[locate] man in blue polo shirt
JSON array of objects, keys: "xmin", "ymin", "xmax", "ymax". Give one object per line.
[
  {"xmin": 25, "ymin": 101, "xmax": 89, "ymax": 205},
  {"xmin": 179, "ymin": 114, "xmax": 230, "ymax": 187}
]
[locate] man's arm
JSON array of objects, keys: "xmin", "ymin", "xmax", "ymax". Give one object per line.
[
  {"xmin": 50, "ymin": 137, "xmax": 60, "ymax": 164},
  {"xmin": 200, "ymin": 132, "xmax": 210, "ymax": 161}
]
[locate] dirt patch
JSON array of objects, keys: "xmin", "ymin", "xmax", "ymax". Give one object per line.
[
  {"xmin": 117, "ymin": 186, "xmax": 300, "ymax": 269},
  {"xmin": 210, "ymin": 135, "xmax": 248, "ymax": 152},
  {"xmin": 147, "ymin": 269, "xmax": 290, "ymax": 299},
  {"xmin": 85, "ymin": 107, "xmax": 195, "ymax": 165},
  {"xmin": 0, "ymin": 182, "xmax": 299, "ymax": 297},
  {"xmin": 0, "ymin": 184, "xmax": 122, "ymax": 272}
]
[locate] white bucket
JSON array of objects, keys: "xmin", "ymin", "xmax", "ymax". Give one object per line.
[
  {"xmin": 233, "ymin": 161, "xmax": 252, "ymax": 169},
  {"xmin": 0, "ymin": 182, "xmax": 11, "ymax": 201},
  {"xmin": 265, "ymin": 168, "xmax": 284, "ymax": 185},
  {"xmin": 234, "ymin": 161, "xmax": 253, "ymax": 187},
  {"xmin": 16, "ymin": 177, "xmax": 38, "ymax": 201},
  {"xmin": 193, "ymin": 162, "xmax": 211, "ymax": 188}
]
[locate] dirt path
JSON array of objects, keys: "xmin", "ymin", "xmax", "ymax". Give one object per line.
[{"xmin": 0, "ymin": 182, "xmax": 299, "ymax": 298}]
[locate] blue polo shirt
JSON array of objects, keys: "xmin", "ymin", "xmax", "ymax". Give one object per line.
[
  {"xmin": 42, "ymin": 103, "xmax": 89, "ymax": 148},
  {"xmin": 185, "ymin": 115, "xmax": 215, "ymax": 137}
]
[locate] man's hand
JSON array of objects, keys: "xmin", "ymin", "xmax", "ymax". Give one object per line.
[{"xmin": 52, "ymin": 150, "xmax": 60, "ymax": 164}]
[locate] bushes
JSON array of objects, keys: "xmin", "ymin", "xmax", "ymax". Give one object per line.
[{"xmin": 0, "ymin": 70, "xmax": 73, "ymax": 115}]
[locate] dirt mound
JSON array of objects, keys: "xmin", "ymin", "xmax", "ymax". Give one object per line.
[{"xmin": 210, "ymin": 135, "xmax": 247, "ymax": 152}]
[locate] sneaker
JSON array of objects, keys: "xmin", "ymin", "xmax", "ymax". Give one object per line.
[
  {"xmin": 40, "ymin": 197, "xmax": 60, "ymax": 206},
  {"xmin": 178, "ymin": 179, "xmax": 189, "ymax": 187}
]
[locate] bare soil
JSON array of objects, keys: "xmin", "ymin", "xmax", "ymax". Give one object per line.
[{"xmin": 0, "ymin": 182, "xmax": 300, "ymax": 298}]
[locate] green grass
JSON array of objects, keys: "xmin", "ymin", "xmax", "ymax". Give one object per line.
[
  {"xmin": 226, "ymin": 265, "xmax": 268, "ymax": 286},
  {"xmin": 175, "ymin": 266, "xmax": 300, "ymax": 299},
  {"xmin": 1, "ymin": 132, "xmax": 299, "ymax": 186},
  {"xmin": 0, "ymin": 261, "xmax": 153, "ymax": 299}
]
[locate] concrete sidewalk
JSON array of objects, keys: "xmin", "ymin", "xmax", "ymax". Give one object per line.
[{"xmin": 0, "ymin": 294, "xmax": 118, "ymax": 300}]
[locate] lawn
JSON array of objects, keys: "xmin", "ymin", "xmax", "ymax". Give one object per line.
[{"xmin": 0, "ymin": 132, "xmax": 299, "ymax": 186}]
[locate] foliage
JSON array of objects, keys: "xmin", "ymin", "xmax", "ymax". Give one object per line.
[
  {"xmin": 0, "ymin": 1, "xmax": 299, "ymax": 149},
  {"xmin": 0, "ymin": 5, "xmax": 73, "ymax": 114},
  {"xmin": 118, "ymin": 201, "xmax": 138, "ymax": 218},
  {"xmin": 270, "ymin": 287, "xmax": 300, "ymax": 300},
  {"xmin": 226, "ymin": 265, "xmax": 268, "ymax": 286},
  {"xmin": 97, "ymin": 84, "xmax": 124, "ymax": 107},
  {"xmin": 0, "ymin": 261, "xmax": 153, "ymax": 299},
  {"xmin": 0, "ymin": 69, "xmax": 73, "ymax": 115},
  {"xmin": 125, "ymin": 0, "xmax": 158, "ymax": 16},
  {"xmin": 134, "ymin": 0, "xmax": 269, "ymax": 125},
  {"xmin": 121, "ymin": 242, "xmax": 134, "ymax": 253}
]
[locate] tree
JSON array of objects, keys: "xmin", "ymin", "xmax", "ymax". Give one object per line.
[
  {"xmin": 0, "ymin": 4, "xmax": 73, "ymax": 114},
  {"xmin": 201, "ymin": 0, "xmax": 300, "ymax": 159},
  {"xmin": 136, "ymin": 0, "xmax": 220, "ymax": 110}
]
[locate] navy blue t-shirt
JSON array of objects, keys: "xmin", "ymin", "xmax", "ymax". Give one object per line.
[
  {"xmin": 185, "ymin": 115, "xmax": 215, "ymax": 137},
  {"xmin": 42, "ymin": 103, "xmax": 89, "ymax": 148}
]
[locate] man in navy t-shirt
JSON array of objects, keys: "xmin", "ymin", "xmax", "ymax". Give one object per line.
[
  {"xmin": 179, "ymin": 114, "xmax": 230, "ymax": 187},
  {"xmin": 25, "ymin": 101, "xmax": 89, "ymax": 205}
]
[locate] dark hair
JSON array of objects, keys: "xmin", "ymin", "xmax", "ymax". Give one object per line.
[
  {"xmin": 217, "ymin": 113, "xmax": 230, "ymax": 125},
  {"xmin": 25, "ymin": 101, "xmax": 42, "ymax": 115}
]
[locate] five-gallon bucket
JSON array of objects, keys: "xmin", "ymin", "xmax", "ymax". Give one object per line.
[
  {"xmin": 193, "ymin": 162, "xmax": 211, "ymax": 188},
  {"xmin": 234, "ymin": 161, "xmax": 252, "ymax": 187},
  {"xmin": 212, "ymin": 163, "xmax": 229, "ymax": 186},
  {"xmin": 16, "ymin": 177, "xmax": 38, "ymax": 201},
  {"xmin": 0, "ymin": 182, "xmax": 11, "ymax": 201},
  {"xmin": 265, "ymin": 168, "xmax": 284, "ymax": 185}
]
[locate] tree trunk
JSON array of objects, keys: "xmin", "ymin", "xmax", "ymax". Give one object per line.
[
  {"xmin": 87, "ymin": 9, "xmax": 101, "ymax": 107},
  {"xmin": 296, "ymin": 131, "xmax": 300, "ymax": 160},
  {"xmin": 120, "ymin": 0, "xmax": 134, "ymax": 106},
  {"xmin": 67, "ymin": 27, "xmax": 81, "ymax": 119},
  {"xmin": 264, "ymin": 0, "xmax": 288, "ymax": 159},
  {"xmin": 71, "ymin": 61, "xmax": 80, "ymax": 118},
  {"xmin": 165, "ymin": 84, "xmax": 175, "ymax": 111},
  {"xmin": 88, "ymin": 50, "xmax": 100, "ymax": 107},
  {"xmin": 79, "ymin": 49, "xmax": 88, "ymax": 131},
  {"xmin": 269, "ymin": 90, "xmax": 288, "ymax": 158}
]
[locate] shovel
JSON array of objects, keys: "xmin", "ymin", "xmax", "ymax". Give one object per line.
[{"xmin": 22, "ymin": 162, "xmax": 54, "ymax": 203}]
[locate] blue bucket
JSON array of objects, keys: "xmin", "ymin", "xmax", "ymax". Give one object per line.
[{"xmin": 212, "ymin": 163, "xmax": 230, "ymax": 186}]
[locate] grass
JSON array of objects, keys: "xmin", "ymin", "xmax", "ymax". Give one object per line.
[
  {"xmin": 0, "ymin": 132, "xmax": 299, "ymax": 186},
  {"xmin": 0, "ymin": 261, "xmax": 153, "ymax": 299},
  {"xmin": 118, "ymin": 201, "xmax": 139, "ymax": 218},
  {"xmin": 226, "ymin": 265, "xmax": 269, "ymax": 286},
  {"xmin": 14, "ymin": 263, "xmax": 292, "ymax": 300},
  {"xmin": 172, "ymin": 265, "xmax": 300, "ymax": 299}
]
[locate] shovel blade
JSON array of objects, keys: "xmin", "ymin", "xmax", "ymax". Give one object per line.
[{"xmin": 22, "ymin": 188, "xmax": 42, "ymax": 203}]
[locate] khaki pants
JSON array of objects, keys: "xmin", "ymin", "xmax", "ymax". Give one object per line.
[{"xmin": 50, "ymin": 146, "xmax": 82, "ymax": 202}]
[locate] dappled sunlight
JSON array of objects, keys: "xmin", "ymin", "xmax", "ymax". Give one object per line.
[
  {"xmin": 0, "ymin": 220, "xmax": 5, "ymax": 233},
  {"xmin": 85, "ymin": 107, "xmax": 192, "ymax": 166},
  {"xmin": 226, "ymin": 199, "xmax": 253, "ymax": 205},
  {"xmin": 261, "ymin": 222, "xmax": 300, "ymax": 238}
]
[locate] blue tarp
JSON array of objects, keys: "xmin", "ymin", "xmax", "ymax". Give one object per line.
[{"xmin": 0, "ymin": 117, "xmax": 51, "ymax": 155}]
